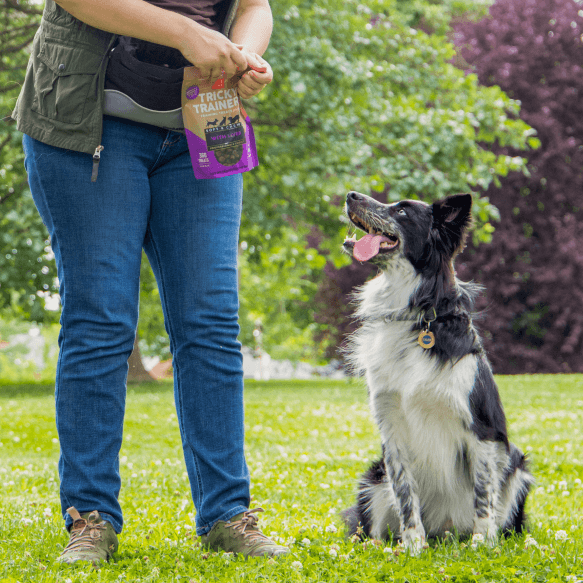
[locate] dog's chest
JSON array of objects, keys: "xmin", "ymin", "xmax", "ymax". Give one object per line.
[{"xmin": 368, "ymin": 350, "xmax": 477, "ymax": 488}]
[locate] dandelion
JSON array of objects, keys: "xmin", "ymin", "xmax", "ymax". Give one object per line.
[
  {"xmin": 555, "ymin": 530, "xmax": 568, "ymax": 541},
  {"xmin": 291, "ymin": 561, "xmax": 303, "ymax": 569},
  {"xmin": 326, "ymin": 524, "xmax": 338, "ymax": 534}
]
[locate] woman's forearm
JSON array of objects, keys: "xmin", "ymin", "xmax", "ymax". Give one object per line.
[
  {"xmin": 54, "ymin": 0, "xmax": 194, "ymax": 51},
  {"xmin": 229, "ymin": 0, "xmax": 273, "ymax": 56},
  {"xmin": 53, "ymin": 0, "xmax": 248, "ymax": 79}
]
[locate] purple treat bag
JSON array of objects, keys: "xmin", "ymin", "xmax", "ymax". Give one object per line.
[{"xmin": 182, "ymin": 66, "xmax": 259, "ymax": 179}]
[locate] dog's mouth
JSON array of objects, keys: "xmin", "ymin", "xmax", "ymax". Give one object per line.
[{"xmin": 344, "ymin": 211, "xmax": 400, "ymax": 262}]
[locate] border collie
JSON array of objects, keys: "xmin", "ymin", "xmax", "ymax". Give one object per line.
[{"xmin": 341, "ymin": 191, "xmax": 533, "ymax": 554}]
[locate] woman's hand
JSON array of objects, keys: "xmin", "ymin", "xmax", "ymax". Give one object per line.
[
  {"xmin": 235, "ymin": 51, "xmax": 273, "ymax": 99},
  {"xmin": 178, "ymin": 23, "xmax": 248, "ymax": 83}
]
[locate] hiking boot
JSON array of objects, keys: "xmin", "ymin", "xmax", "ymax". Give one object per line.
[
  {"xmin": 200, "ymin": 507, "xmax": 289, "ymax": 558},
  {"xmin": 56, "ymin": 507, "xmax": 118, "ymax": 564}
]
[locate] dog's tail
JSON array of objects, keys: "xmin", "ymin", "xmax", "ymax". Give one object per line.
[{"xmin": 340, "ymin": 506, "xmax": 361, "ymax": 538}]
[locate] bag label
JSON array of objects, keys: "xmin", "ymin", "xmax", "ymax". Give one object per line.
[{"xmin": 182, "ymin": 68, "xmax": 259, "ymax": 179}]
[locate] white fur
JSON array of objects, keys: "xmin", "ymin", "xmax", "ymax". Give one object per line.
[{"xmin": 347, "ymin": 261, "xmax": 531, "ymax": 548}]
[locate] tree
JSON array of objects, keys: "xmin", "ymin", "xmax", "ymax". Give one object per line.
[
  {"xmin": 1, "ymin": 0, "xmax": 535, "ymax": 366},
  {"xmin": 0, "ymin": 0, "xmax": 51, "ymax": 322},
  {"xmin": 452, "ymin": 0, "xmax": 583, "ymax": 373}
]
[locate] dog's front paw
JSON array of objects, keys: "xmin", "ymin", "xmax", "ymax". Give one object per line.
[
  {"xmin": 472, "ymin": 518, "xmax": 498, "ymax": 547},
  {"xmin": 400, "ymin": 525, "xmax": 426, "ymax": 555}
]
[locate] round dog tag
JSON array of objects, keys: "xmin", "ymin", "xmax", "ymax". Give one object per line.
[{"xmin": 418, "ymin": 330, "xmax": 435, "ymax": 349}]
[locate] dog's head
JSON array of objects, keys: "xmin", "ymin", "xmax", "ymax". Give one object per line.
[{"xmin": 343, "ymin": 191, "xmax": 473, "ymax": 272}]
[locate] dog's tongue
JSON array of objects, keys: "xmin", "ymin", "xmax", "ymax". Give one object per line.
[{"xmin": 354, "ymin": 234, "xmax": 389, "ymax": 262}]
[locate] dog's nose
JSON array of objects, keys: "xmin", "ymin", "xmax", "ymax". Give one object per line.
[{"xmin": 347, "ymin": 191, "xmax": 365, "ymax": 202}]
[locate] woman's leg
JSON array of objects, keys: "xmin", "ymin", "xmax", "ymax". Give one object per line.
[
  {"xmin": 22, "ymin": 118, "xmax": 167, "ymax": 533},
  {"xmin": 143, "ymin": 136, "xmax": 250, "ymax": 535}
]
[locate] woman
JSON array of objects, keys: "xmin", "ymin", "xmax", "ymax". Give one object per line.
[{"xmin": 11, "ymin": 0, "xmax": 286, "ymax": 563}]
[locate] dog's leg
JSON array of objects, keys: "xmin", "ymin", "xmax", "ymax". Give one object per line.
[
  {"xmin": 472, "ymin": 440, "xmax": 504, "ymax": 546},
  {"xmin": 382, "ymin": 440, "xmax": 426, "ymax": 554}
]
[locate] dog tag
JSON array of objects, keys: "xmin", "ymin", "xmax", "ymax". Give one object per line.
[{"xmin": 418, "ymin": 330, "xmax": 435, "ymax": 349}]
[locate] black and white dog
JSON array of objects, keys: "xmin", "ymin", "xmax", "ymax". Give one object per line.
[{"xmin": 341, "ymin": 191, "xmax": 533, "ymax": 554}]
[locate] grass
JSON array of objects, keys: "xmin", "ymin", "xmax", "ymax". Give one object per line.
[{"xmin": 0, "ymin": 375, "xmax": 582, "ymax": 582}]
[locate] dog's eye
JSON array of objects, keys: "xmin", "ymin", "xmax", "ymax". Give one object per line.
[{"xmin": 397, "ymin": 209, "xmax": 407, "ymax": 216}]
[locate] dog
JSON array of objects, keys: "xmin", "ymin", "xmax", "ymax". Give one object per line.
[{"xmin": 341, "ymin": 191, "xmax": 533, "ymax": 554}]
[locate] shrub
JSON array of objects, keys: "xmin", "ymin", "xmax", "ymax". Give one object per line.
[{"xmin": 453, "ymin": 0, "xmax": 583, "ymax": 372}]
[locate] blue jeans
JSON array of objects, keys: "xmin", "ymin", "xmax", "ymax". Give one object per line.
[{"xmin": 23, "ymin": 116, "xmax": 250, "ymax": 535}]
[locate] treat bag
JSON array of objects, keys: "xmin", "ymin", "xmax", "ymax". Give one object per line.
[{"xmin": 182, "ymin": 66, "xmax": 259, "ymax": 179}]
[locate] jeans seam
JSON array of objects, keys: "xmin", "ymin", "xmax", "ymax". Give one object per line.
[{"xmin": 144, "ymin": 223, "xmax": 206, "ymax": 518}]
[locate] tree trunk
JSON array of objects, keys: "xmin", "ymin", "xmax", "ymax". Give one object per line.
[{"xmin": 127, "ymin": 333, "xmax": 154, "ymax": 384}]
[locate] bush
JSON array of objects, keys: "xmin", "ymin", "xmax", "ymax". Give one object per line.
[{"xmin": 453, "ymin": 0, "xmax": 583, "ymax": 372}]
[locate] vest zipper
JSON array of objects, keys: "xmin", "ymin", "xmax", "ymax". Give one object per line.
[{"xmin": 91, "ymin": 145, "xmax": 104, "ymax": 182}]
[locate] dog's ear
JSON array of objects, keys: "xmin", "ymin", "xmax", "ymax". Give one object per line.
[{"xmin": 432, "ymin": 193, "xmax": 473, "ymax": 253}]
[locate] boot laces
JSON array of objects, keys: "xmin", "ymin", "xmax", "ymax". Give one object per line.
[
  {"xmin": 61, "ymin": 512, "xmax": 107, "ymax": 556},
  {"xmin": 226, "ymin": 508, "xmax": 270, "ymax": 543}
]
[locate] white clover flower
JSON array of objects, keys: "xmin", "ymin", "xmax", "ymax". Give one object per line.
[
  {"xmin": 555, "ymin": 530, "xmax": 568, "ymax": 541},
  {"xmin": 21, "ymin": 518, "xmax": 33, "ymax": 526},
  {"xmin": 524, "ymin": 536, "xmax": 539, "ymax": 549},
  {"xmin": 301, "ymin": 538, "xmax": 311, "ymax": 546},
  {"xmin": 291, "ymin": 561, "xmax": 303, "ymax": 569},
  {"xmin": 558, "ymin": 481, "xmax": 568, "ymax": 490},
  {"xmin": 383, "ymin": 547, "xmax": 393, "ymax": 554},
  {"xmin": 562, "ymin": 491, "xmax": 571, "ymax": 497},
  {"xmin": 471, "ymin": 533, "xmax": 484, "ymax": 544},
  {"xmin": 326, "ymin": 524, "xmax": 338, "ymax": 534},
  {"xmin": 43, "ymin": 507, "xmax": 52, "ymax": 518},
  {"xmin": 329, "ymin": 548, "xmax": 338, "ymax": 557}
]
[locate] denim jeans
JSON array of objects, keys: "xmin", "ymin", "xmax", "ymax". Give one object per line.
[{"xmin": 23, "ymin": 116, "xmax": 250, "ymax": 535}]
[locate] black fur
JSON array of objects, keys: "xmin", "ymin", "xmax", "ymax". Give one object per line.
[{"xmin": 341, "ymin": 192, "xmax": 534, "ymax": 551}]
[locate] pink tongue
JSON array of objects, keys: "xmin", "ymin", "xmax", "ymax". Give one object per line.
[{"xmin": 354, "ymin": 234, "xmax": 389, "ymax": 261}]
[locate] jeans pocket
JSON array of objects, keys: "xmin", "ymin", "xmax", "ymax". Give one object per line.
[{"xmin": 31, "ymin": 38, "xmax": 103, "ymax": 124}]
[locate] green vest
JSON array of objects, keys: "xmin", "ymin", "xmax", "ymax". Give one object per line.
[{"xmin": 11, "ymin": 0, "xmax": 239, "ymax": 156}]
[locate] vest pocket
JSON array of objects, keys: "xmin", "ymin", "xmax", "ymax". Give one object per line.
[{"xmin": 31, "ymin": 39, "xmax": 104, "ymax": 124}]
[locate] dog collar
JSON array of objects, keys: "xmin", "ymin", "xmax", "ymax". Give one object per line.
[{"xmin": 378, "ymin": 307, "xmax": 437, "ymax": 349}]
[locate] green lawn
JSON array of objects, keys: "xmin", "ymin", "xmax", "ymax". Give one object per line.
[{"xmin": 0, "ymin": 375, "xmax": 581, "ymax": 582}]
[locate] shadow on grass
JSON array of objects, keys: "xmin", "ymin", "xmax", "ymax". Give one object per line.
[
  {"xmin": 0, "ymin": 377, "xmax": 359, "ymax": 399},
  {"xmin": 0, "ymin": 380, "xmax": 175, "ymax": 399}
]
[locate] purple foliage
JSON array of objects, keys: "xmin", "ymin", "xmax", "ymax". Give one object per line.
[
  {"xmin": 454, "ymin": 0, "xmax": 583, "ymax": 372},
  {"xmin": 315, "ymin": 0, "xmax": 583, "ymax": 372}
]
